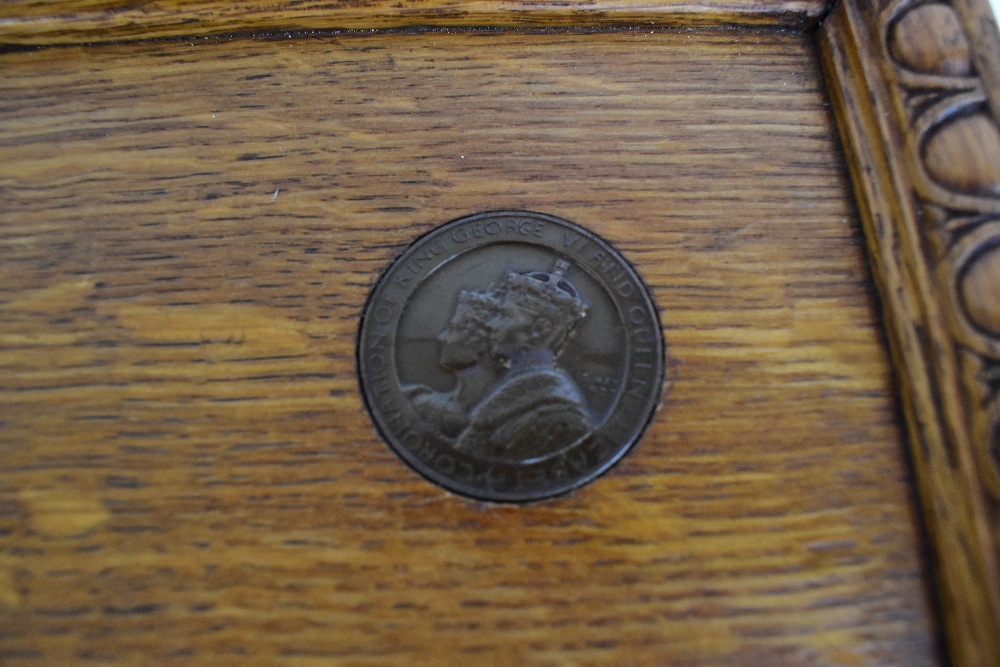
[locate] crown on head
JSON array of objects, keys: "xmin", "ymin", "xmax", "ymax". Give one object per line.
[{"xmin": 501, "ymin": 259, "xmax": 588, "ymax": 324}]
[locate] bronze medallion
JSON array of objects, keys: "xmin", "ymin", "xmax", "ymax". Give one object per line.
[{"xmin": 358, "ymin": 211, "xmax": 665, "ymax": 502}]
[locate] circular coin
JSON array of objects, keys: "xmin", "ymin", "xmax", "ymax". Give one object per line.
[{"xmin": 358, "ymin": 210, "xmax": 665, "ymax": 502}]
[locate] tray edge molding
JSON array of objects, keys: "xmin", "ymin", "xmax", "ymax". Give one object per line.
[{"xmin": 819, "ymin": 0, "xmax": 1000, "ymax": 664}]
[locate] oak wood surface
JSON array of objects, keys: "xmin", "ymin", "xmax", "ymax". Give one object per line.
[
  {"xmin": 0, "ymin": 0, "xmax": 827, "ymax": 45},
  {"xmin": 0, "ymin": 29, "xmax": 937, "ymax": 665},
  {"xmin": 819, "ymin": 0, "xmax": 1000, "ymax": 663}
]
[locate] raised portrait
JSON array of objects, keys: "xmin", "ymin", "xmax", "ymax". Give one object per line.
[
  {"xmin": 402, "ymin": 289, "xmax": 502, "ymax": 440},
  {"xmin": 405, "ymin": 258, "xmax": 594, "ymax": 464}
]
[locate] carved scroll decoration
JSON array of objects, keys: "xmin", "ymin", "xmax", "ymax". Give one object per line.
[
  {"xmin": 882, "ymin": 0, "xmax": 1000, "ymax": 499},
  {"xmin": 820, "ymin": 0, "xmax": 1000, "ymax": 663}
]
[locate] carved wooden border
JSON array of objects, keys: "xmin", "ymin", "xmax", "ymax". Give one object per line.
[
  {"xmin": 0, "ymin": 0, "xmax": 825, "ymax": 45},
  {"xmin": 819, "ymin": 0, "xmax": 1000, "ymax": 664}
]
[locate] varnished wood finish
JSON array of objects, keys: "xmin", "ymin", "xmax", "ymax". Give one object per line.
[
  {"xmin": 0, "ymin": 30, "xmax": 938, "ymax": 665},
  {"xmin": 819, "ymin": 0, "xmax": 1000, "ymax": 664},
  {"xmin": 0, "ymin": 0, "xmax": 827, "ymax": 46}
]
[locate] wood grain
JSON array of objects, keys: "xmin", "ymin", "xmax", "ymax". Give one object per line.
[
  {"xmin": 819, "ymin": 0, "xmax": 1000, "ymax": 664},
  {"xmin": 0, "ymin": 29, "xmax": 937, "ymax": 665},
  {"xmin": 0, "ymin": 0, "xmax": 828, "ymax": 46}
]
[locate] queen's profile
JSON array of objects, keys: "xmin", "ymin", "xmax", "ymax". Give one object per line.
[{"xmin": 405, "ymin": 259, "xmax": 593, "ymax": 464}]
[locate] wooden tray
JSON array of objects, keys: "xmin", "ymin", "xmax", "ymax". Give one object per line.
[{"xmin": 0, "ymin": 1, "xmax": 997, "ymax": 664}]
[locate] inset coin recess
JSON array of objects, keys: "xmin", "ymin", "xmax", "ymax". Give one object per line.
[{"xmin": 358, "ymin": 211, "xmax": 666, "ymax": 502}]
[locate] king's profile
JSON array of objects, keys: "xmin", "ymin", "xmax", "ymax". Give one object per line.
[{"xmin": 403, "ymin": 259, "xmax": 594, "ymax": 463}]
